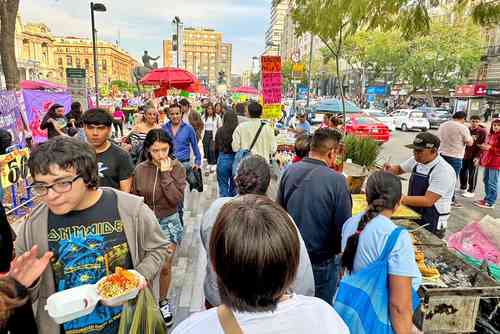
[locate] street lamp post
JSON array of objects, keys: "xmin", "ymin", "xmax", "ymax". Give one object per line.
[
  {"xmin": 90, "ymin": 2, "xmax": 106, "ymax": 107},
  {"xmin": 172, "ymin": 16, "xmax": 181, "ymax": 68}
]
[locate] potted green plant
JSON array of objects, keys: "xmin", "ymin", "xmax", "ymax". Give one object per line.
[{"xmin": 343, "ymin": 135, "xmax": 381, "ymax": 193}]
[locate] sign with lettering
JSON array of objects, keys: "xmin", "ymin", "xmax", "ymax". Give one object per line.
[
  {"xmin": 261, "ymin": 55, "xmax": 282, "ymax": 113},
  {"xmin": 0, "ymin": 90, "xmax": 22, "ymax": 145},
  {"xmin": 0, "ymin": 148, "xmax": 30, "ymax": 188},
  {"xmin": 263, "ymin": 104, "xmax": 282, "ymax": 119}
]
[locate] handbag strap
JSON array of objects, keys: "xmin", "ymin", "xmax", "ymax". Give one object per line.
[
  {"xmin": 217, "ymin": 305, "xmax": 244, "ymax": 334},
  {"xmin": 379, "ymin": 227, "xmax": 404, "ymax": 261},
  {"xmin": 249, "ymin": 122, "xmax": 265, "ymax": 152}
]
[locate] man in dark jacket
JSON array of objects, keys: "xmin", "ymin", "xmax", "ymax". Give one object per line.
[{"xmin": 277, "ymin": 128, "xmax": 352, "ymax": 304}]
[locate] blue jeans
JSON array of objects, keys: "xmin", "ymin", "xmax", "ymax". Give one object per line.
[
  {"xmin": 441, "ymin": 155, "xmax": 463, "ymax": 202},
  {"xmin": 217, "ymin": 153, "xmax": 237, "ymax": 197},
  {"xmin": 312, "ymin": 256, "xmax": 340, "ymax": 305},
  {"xmin": 483, "ymin": 168, "xmax": 500, "ymax": 205}
]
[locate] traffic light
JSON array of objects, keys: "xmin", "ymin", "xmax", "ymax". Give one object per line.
[{"xmin": 172, "ymin": 34, "xmax": 178, "ymax": 51}]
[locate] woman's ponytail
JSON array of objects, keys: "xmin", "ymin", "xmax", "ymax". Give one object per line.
[{"xmin": 341, "ymin": 171, "xmax": 402, "ymax": 274}]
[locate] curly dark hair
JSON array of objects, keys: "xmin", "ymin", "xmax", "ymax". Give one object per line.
[
  {"xmin": 235, "ymin": 155, "xmax": 271, "ymax": 195},
  {"xmin": 28, "ymin": 136, "xmax": 99, "ymax": 189}
]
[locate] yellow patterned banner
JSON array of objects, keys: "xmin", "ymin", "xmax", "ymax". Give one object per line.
[
  {"xmin": 0, "ymin": 148, "xmax": 30, "ymax": 188},
  {"xmin": 262, "ymin": 104, "xmax": 282, "ymax": 120}
]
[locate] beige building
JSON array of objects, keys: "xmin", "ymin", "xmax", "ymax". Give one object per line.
[
  {"xmin": 265, "ymin": 0, "xmax": 289, "ymax": 56},
  {"xmin": 53, "ymin": 37, "xmax": 138, "ymax": 87},
  {"xmin": 1, "ymin": 12, "xmax": 138, "ymax": 89},
  {"xmin": 241, "ymin": 70, "xmax": 252, "ymax": 87},
  {"xmin": 163, "ymin": 27, "xmax": 232, "ymax": 87},
  {"xmin": 280, "ymin": 1, "xmax": 323, "ymax": 63},
  {"xmin": 0, "ymin": 14, "xmax": 59, "ymax": 86}
]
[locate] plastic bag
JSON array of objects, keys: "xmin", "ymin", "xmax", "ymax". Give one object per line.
[
  {"xmin": 186, "ymin": 167, "xmax": 203, "ymax": 192},
  {"xmin": 333, "ymin": 228, "xmax": 420, "ymax": 333},
  {"xmin": 118, "ymin": 288, "xmax": 168, "ymax": 334}
]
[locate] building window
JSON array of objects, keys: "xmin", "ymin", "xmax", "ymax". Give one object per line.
[
  {"xmin": 58, "ymin": 57, "xmax": 63, "ymax": 66},
  {"xmin": 76, "ymin": 57, "xmax": 81, "ymax": 68},
  {"xmin": 85, "ymin": 58, "xmax": 90, "ymax": 69},
  {"xmin": 22, "ymin": 39, "xmax": 30, "ymax": 59},
  {"xmin": 66, "ymin": 55, "xmax": 72, "ymax": 66},
  {"xmin": 102, "ymin": 60, "xmax": 107, "ymax": 71}
]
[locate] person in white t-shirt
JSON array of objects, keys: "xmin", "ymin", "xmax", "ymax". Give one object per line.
[
  {"xmin": 202, "ymin": 103, "xmax": 222, "ymax": 173},
  {"xmin": 385, "ymin": 132, "xmax": 456, "ymax": 238},
  {"xmin": 172, "ymin": 195, "xmax": 349, "ymax": 334}
]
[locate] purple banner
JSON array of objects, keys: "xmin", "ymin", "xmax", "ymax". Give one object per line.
[
  {"xmin": 22, "ymin": 90, "xmax": 72, "ymax": 143},
  {"xmin": 0, "ymin": 90, "xmax": 23, "ymax": 146}
]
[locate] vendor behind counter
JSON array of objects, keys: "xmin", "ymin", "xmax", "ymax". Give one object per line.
[{"xmin": 385, "ymin": 132, "xmax": 456, "ymax": 238}]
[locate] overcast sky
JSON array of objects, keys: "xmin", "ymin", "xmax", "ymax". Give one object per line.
[{"xmin": 20, "ymin": 0, "xmax": 270, "ymax": 74}]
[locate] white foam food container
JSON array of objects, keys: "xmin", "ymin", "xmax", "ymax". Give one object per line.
[
  {"xmin": 45, "ymin": 270, "xmax": 145, "ymax": 324},
  {"xmin": 96, "ymin": 270, "xmax": 144, "ymax": 307}
]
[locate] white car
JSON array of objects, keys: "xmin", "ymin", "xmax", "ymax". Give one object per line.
[
  {"xmin": 362, "ymin": 109, "xmax": 396, "ymax": 131},
  {"xmin": 393, "ymin": 109, "xmax": 430, "ymax": 132}
]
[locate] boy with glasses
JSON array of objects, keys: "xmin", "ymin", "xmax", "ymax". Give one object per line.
[{"xmin": 15, "ymin": 136, "xmax": 168, "ymax": 334}]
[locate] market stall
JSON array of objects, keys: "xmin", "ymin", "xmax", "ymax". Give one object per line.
[{"xmin": 396, "ymin": 220, "xmax": 500, "ymax": 333}]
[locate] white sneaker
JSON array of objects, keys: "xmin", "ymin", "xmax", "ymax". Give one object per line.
[{"xmin": 462, "ymin": 191, "xmax": 475, "ymax": 198}]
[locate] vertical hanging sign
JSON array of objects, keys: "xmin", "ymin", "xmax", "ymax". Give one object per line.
[{"xmin": 261, "ymin": 56, "xmax": 282, "ymax": 119}]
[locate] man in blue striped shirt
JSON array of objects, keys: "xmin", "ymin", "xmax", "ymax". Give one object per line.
[{"xmin": 163, "ymin": 103, "xmax": 202, "ymax": 169}]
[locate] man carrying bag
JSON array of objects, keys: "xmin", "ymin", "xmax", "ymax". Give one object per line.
[{"xmin": 231, "ymin": 102, "xmax": 277, "ymax": 174}]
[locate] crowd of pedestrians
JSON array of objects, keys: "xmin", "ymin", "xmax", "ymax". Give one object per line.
[{"xmin": 0, "ymin": 95, "xmax": 499, "ymax": 334}]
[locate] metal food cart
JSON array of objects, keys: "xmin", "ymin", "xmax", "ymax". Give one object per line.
[{"xmin": 397, "ymin": 220, "xmax": 500, "ymax": 333}]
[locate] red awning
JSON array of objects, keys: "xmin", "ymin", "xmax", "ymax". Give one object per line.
[
  {"xmin": 20, "ymin": 80, "xmax": 67, "ymax": 90},
  {"xmin": 139, "ymin": 67, "xmax": 197, "ymax": 90},
  {"xmin": 231, "ymin": 86, "xmax": 259, "ymax": 95}
]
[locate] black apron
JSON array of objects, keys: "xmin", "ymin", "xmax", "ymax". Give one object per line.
[{"xmin": 408, "ymin": 163, "xmax": 449, "ymax": 233}]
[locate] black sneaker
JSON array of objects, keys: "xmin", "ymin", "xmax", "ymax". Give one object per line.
[{"xmin": 159, "ymin": 299, "xmax": 174, "ymax": 327}]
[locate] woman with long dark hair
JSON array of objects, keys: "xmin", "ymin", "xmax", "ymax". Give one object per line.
[
  {"xmin": 339, "ymin": 171, "xmax": 421, "ymax": 333},
  {"xmin": 40, "ymin": 104, "xmax": 66, "ymax": 138},
  {"xmin": 132, "ymin": 129, "xmax": 186, "ymax": 327},
  {"xmin": 214, "ymin": 110, "xmax": 238, "ymax": 197},
  {"xmin": 202, "ymin": 103, "xmax": 222, "ymax": 173},
  {"xmin": 214, "ymin": 102, "xmax": 224, "ymax": 118}
]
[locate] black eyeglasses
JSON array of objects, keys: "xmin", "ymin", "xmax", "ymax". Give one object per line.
[{"xmin": 31, "ymin": 175, "xmax": 82, "ymax": 196}]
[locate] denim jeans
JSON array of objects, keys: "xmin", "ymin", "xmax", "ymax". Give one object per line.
[
  {"xmin": 483, "ymin": 168, "xmax": 500, "ymax": 205},
  {"xmin": 312, "ymin": 256, "xmax": 340, "ymax": 305},
  {"xmin": 217, "ymin": 153, "xmax": 237, "ymax": 197},
  {"xmin": 441, "ymin": 155, "xmax": 463, "ymax": 202}
]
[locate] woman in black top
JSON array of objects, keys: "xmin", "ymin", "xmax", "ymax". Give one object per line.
[
  {"xmin": 214, "ymin": 110, "xmax": 238, "ymax": 197},
  {"xmin": 40, "ymin": 104, "xmax": 66, "ymax": 139},
  {"xmin": 65, "ymin": 102, "xmax": 83, "ymax": 137}
]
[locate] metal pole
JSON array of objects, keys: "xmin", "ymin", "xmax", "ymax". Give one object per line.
[
  {"xmin": 91, "ymin": 3, "xmax": 99, "ymax": 107},
  {"xmin": 176, "ymin": 20, "xmax": 180, "ymax": 68},
  {"xmin": 306, "ymin": 34, "xmax": 314, "ymax": 107}
]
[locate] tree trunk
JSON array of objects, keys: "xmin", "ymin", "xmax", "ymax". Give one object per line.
[
  {"xmin": 335, "ymin": 55, "xmax": 347, "ymax": 133},
  {"xmin": 0, "ymin": 0, "xmax": 20, "ymax": 90},
  {"xmin": 425, "ymin": 88, "xmax": 435, "ymax": 107}
]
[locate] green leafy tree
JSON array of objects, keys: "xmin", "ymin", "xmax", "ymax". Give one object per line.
[
  {"xmin": 398, "ymin": 20, "xmax": 483, "ymax": 106},
  {"xmin": 286, "ymin": 0, "xmax": 499, "ymax": 122}
]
